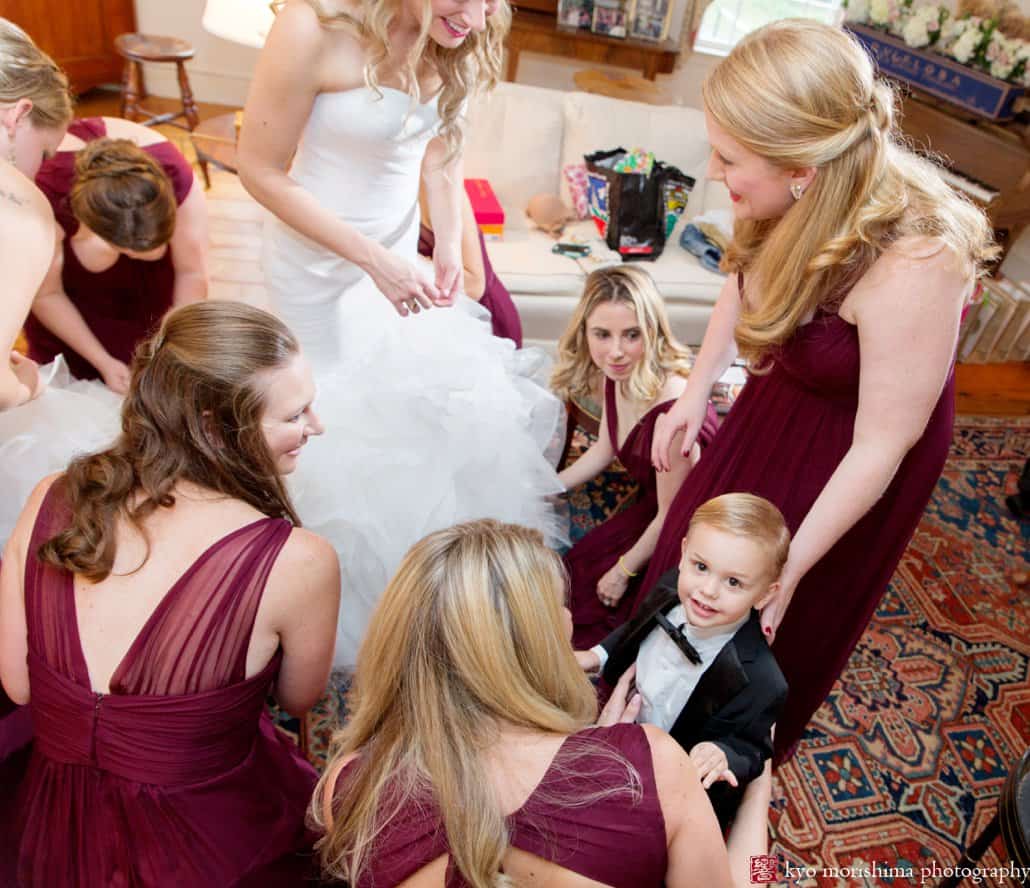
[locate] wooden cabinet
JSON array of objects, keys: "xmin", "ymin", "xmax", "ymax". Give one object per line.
[
  {"xmin": 506, "ymin": 8, "xmax": 679, "ymax": 81},
  {"xmin": 0, "ymin": 0, "xmax": 137, "ymax": 93}
]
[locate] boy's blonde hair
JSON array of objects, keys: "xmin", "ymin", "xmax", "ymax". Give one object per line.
[
  {"xmin": 689, "ymin": 493, "xmax": 790, "ymax": 580},
  {"xmin": 551, "ymin": 264, "xmax": 693, "ymax": 404}
]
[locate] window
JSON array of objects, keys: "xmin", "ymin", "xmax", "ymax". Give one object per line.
[{"xmin": 694, "ymin": 0, "xmax": 843, "ymax": 56}]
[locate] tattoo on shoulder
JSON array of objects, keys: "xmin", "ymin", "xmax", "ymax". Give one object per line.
[{"xmin": 1, "ymin": 188, "xmax": 27, "ymax": 207}]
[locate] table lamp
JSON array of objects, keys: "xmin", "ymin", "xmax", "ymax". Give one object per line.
[{"xmin": 201, "ymin": 0, "xmax": 275, "ymax": 48}]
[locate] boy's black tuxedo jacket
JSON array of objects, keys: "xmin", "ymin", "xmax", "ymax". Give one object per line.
[{"xmin": 599, "ymin": 568, "xmax": 788, "ymax": 825}]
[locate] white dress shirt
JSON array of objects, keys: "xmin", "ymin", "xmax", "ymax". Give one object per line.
[{"xmin": 591, "ymin": 605, "xmax": 748, "ymax": 733}]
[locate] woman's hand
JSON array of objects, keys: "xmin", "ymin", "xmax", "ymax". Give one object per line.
[
  {"xmin": 759, "ymin": 570, "xmax": 799, "ymax": 643},
  {"xmin": 652, "ymin": 388, "xmax": 710, "ymax": 473},
  {"xmin": 97, "ymin": 356, "xmax": 131, "ymax": 395},
  {"xmin": 596, "ymin": 664, "xmax": 641, "ymax": 726},
  {"xmin": 365, "ymin": 245, "xmax": 440, "ymax": 317},
  {"xmin": 10, "ymin": 351, "xmax": 44, "ymax": 403},
  {"xmin": 597, "ymin": 564, "xmax": 630, "ymax": 609},
  {"xmin": 432, "ymin": 241, "xmax": 462, "ymax": 307}
]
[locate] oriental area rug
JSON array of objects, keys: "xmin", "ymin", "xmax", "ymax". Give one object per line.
[{"xmin": 293, "ymin": 413, "xmax": 1029, "ymax": 887}]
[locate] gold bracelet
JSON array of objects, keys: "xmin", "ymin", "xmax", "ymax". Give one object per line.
[{"xmin": 617, "ymin": 556, "xmax": 638, "ymax": 579}]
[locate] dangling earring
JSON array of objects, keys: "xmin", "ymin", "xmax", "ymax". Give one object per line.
[{"xmin": 790, "ymin": 182, "xmax": 804, "ymax": 201}]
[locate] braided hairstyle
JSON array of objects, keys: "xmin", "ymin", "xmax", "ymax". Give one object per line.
[
  {"xmin": 0, "ymin": 18, "xmax": 73, "ymax": 129},
  {"xmin": 703, "ymin": 19, "xmax": 995, "ymax": 367},
  {"xmin": 70, "ymin": 137, "xmax": 177, "ymax": 251}
]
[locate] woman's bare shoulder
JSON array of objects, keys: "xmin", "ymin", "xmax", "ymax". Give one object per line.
[{"xmin": 842, "ymin": 236, "xmax": 973, "ymax": 320}]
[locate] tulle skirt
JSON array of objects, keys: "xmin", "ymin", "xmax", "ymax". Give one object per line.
[
  {"xmin": 0, "ymin": 359, "xmax": 121, "ymax": 545},
  {"xmin": 282, "ymin": 277, "xmax": 566, "ymax": 669}
]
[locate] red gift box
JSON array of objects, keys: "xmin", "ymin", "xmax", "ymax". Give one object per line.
[{"xmin": 464, "ymin": 178, "xmax": 504, "ymax": 240}]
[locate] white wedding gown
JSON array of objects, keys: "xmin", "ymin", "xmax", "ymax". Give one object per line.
[
  {"xmin": 262, "ymin": 87, "xmax": 565, "ymax": 669},
  {"xmin": 0, "ymin": 358, "xmax": 122, "ymax": 544}
]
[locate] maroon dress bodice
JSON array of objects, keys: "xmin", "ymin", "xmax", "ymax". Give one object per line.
[
  {"xmin": 334, "ymin": 723, "xmax": 667, "ymax": 888},
  {"xmin": 568, "ymin": 378, "xmax": 719, "ymax": 648},
  {"xmin": 418, "ymin": 223, "xmax": 523, "ymax": 347},
  {"xmin": 14, "ymin": 483, "xmax": 318, "ymax": 887},
  {"xmin": 26, "ymin": 118, "xmax": 194, "ymax": 380},
  {"xmin": 637, "ymin": 292, "xmax": 956, "ymax": 761}
]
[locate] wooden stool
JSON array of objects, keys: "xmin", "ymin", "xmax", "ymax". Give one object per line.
[{"xmin": 114, "ymin": 33, "xmax": 199, "ymax": 131}]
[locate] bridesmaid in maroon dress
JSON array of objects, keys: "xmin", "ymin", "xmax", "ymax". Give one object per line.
[
  {"xmin": 25, "ymin": 116, "xmax": 208, "ymax": 393},
  {"xmin": 647, "ymin": 21, "xmax": 995, "ymax": 761},
  {"xmin": 551, "ymin": 266, "xmax": 718, "ymax": 648},
  {"xmin": 312, "ymin": 520, "xmax": 732, "ymax": 887},
  {"xmin": 418, "ymin": 181, "xmax": 523, "ymax": 345},
  {"xmin": 0, "ymin": 301, "xmax": 340, "ymax": 887}
]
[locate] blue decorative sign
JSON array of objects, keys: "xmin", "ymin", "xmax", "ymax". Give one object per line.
[{"xmin": 847, "ymin": 23, "xmax": 1025, "ymax": 120}]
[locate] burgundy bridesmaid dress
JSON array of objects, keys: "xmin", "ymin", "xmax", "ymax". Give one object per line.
[
  {"xmin": 418, "ymin": 223, "xmax": 523, "ymax": 347},
  {"xmin": 636, "ymin": 277, "xmax": 956, "ymax": 762},
  {"xmin": 14, "ymin": 485, "xmax": 318, "ymax": 886},
  {"xmin": 26, "ymin": 118, "xmax": 195, "ymax": 380},
  {"xmin": 568, "ymin": 377, "xmax": 718, "ymax": 649},
  {"xmin": 333, "ymin": 723, "xmax": 667, "ymax": 888}
]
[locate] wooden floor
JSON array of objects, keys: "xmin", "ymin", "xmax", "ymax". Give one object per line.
[{"xmin": 73, "ymin": 89, "xmax": 1030, "ymax": 418}]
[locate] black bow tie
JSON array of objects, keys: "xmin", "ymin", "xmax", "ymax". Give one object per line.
[{"xmin": 654, "ymin": 610, "xmax": 702, "ymax": 665}]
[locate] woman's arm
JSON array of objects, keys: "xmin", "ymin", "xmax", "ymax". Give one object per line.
[
  {"xmin": 169, "ymin": 180, "xmax": 209, "ymax": 306},
  {"xmin": 0, "ymin": 474, "xmax": 59, "ymax": 703},
  {"xmin": 237, "ymin": 1, "xmax": 438, "ymax": 315},
  {"xmin": 0, "ymin": 178, "xmax": 54, "ymax": 409},
  {"xmin": 761, "ymin": 242, "xmax": 970, "ymax": 638},
  {"xmin": 422, "ymin": 136, "xmax": 464, "ymax": 304},
  {"xmin": 457, "ymin": 193, "xmax": 486, "ymax": 300},
  {"xmin": 621, "ymin": 428, "xmax": 696, "ymax": 575},
  {"xmin": 265, "ymin": 528, "xmax": 341, "ymax": 716},
  {"xmin": 652, "ymin": 274, "xmax": 741, "ymax": 471},
  {"xmin": 558, "ymin": 396, "xmax": 616, "ymax": 490},
  {"xmin": 31, "ymin": 236, "xmax": 130, "ymax": 393},
  {"xmin": 647, "ymin": 725, "xmax": 734, "ymax": 888}
]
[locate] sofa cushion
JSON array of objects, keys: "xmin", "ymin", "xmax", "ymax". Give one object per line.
[
  {"xmin": 559, "ymin": 92, "xmax": 713, "ymax": 217},
  {"xmin": 485, "ymin": 225, "xmax": 586, "ymax": 296},
  {"xmin": 464, "ymin": 82, "xmax": 566, "ymax": 230}
]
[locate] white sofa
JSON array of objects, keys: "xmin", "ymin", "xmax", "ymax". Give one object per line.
[{"xmin": 463, "ymin": 82, "xmax": 732, "ymax": 347}]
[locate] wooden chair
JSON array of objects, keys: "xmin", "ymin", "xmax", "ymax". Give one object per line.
[
  {"xmin": 941, "ymin": 747, "xmax": 1030, "ymax": 887},
  {"xmin": 114, "ymin": 34, "xmax": 200, "ymax": 132}
]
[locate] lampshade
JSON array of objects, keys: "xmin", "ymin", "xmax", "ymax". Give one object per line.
[{"xmin": 202, "ymin": 0, "xmax": 275, "ymax": 48}]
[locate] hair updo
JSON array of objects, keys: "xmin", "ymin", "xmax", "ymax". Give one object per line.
[
  {"xmin": 70, "ymin": 138, "xmax": 177, "ymax": 251},
  {"xmin": 40, "ymin": 301, "xmax": 303, "ymax": 581},
  {"xmin": 702, "ymin": 19, "xmax": 994, "ymax": 365}
]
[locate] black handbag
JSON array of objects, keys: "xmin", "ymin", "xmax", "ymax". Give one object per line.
[{"xmin": 585, "ymin": 147, "xmax": 694, "ymax": 261}]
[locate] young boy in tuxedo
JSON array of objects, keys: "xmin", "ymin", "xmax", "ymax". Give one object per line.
[{"xmin": 576, "ymin": 492, "xmax": 789, "ymax": 828}]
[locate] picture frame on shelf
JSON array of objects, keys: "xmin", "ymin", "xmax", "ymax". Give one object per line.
[
  {"xmin": 591, "ymin": 0, "xmax": 629, "ymax": 38},
  {"xmin": 629, "ymin": 0, "xmax": 671, "ymax": 41},
  {"xmin": 557, "ymin": 0, "xmax": 594, "ymax": 29}
]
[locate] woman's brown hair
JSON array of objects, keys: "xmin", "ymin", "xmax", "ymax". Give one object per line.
[
  {"xmin": 40, "ymin": 301, "xmax": 303, "ymax": 582},
  {"xmin": 70, "ymin": 138, "xmax": 177, "ymax": 251}
]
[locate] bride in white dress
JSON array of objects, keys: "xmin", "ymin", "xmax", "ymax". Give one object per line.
[{"xmin": 239, "ymin": 0, "xmax": 564, "ymax": 668}]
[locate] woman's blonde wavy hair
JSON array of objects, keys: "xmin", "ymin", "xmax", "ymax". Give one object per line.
[
  {"xmin": 312, "ymin": 519, "xmax": 631, "ymax": 888},
  {"xmin": 704, "ymin": 19, "xmax": 995, "ymax": 367},
  {"xmin": 0, "ymin": 17, "xmax": 73, "ymax": 130},
  {"xmin": 300, "ymin": 0, "xmax": 509, "ymax": 158},
  {"xmin": 551, "ymin": 264, "xmax": 693, "ymax": 404}
]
